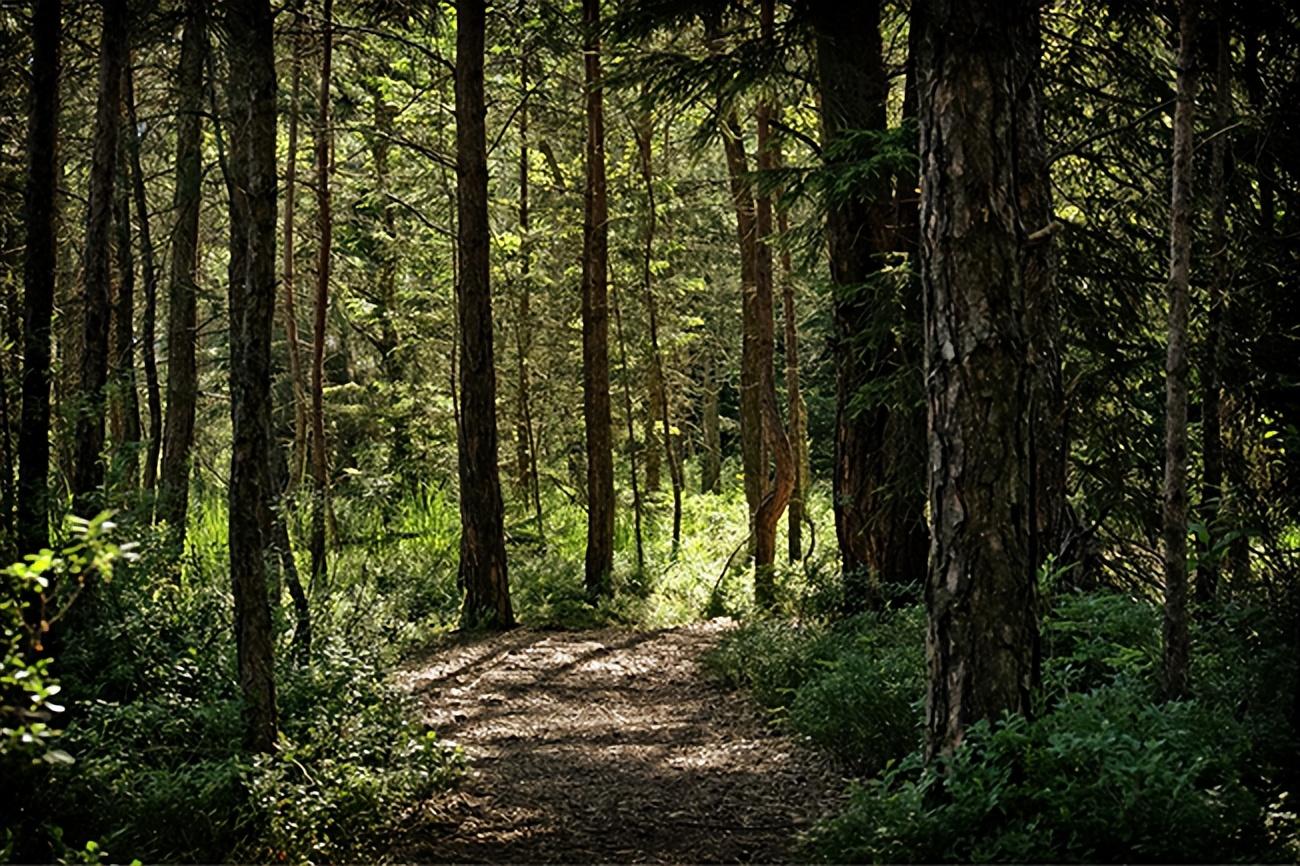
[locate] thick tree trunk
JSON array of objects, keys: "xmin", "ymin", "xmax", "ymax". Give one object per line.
[
  {"xmin": 582, "ymin": 0, "xmax": 615, "ymax": 597},
  {"xmin": 109, "ymin": 114, "xmax": 141, "ymax": 492},
  {"xmin": 223, "ymin": 0, "xmax": 280, "ymax": 753},
  {"xmin": 72, "ymin": 0, "xmax": 128, "ymax": 516},
  {"xmin": 1163, "ymin": 0, "xmax": 1199, "ymax": 700},
  {"xmin": 813, "ymin": 0, "xmax": 926, "ymax": 611},
  {"xmin": 1198, "ymin": 15, "xmax": 1230, "ymax": 607},
  {"xmin": 455, "ymin": 0, "xmax": 514, "ymax": 629},
  {"xmin": 17, "ymin": 0, "xmax": 60, "ymax": 563},
  {"xmin": 309, "ymin": 0, "xmax": 334, "ymax": 593},
  {"xmin": 281, "ymin": 2, "xmax": 308, "ymax": 490},
  {"xmin": 917, "ymin": 0, "xmax": 1044, "ymax": 757},
  {"xmin": 122, "ymin": 61, "xmax": 162, "ymax": 493},
  {"xmin": 158, "ymin": 0, "xmax": 204, "ymax": 538},
  {"xmin": 777, "ymin": 200, "xmax": 807, "ymax": 561}
]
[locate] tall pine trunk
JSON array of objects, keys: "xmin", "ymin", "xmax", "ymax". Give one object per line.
[
  {"xmin": 122, "ymin": 60, "xmax": 162, "ymax": 493},
  {"xmin": 455, "ymin": 0, "xmax": 514, "ymax": 628},
  {"xmin": 158, "ymin": 0, "xmax": 204, "ymax": 537},
  {"xmin": 223, "ymin": 0, "xmax": 279, "ymax": 753},
  {"xmin": 308, "ymin": 0, "xmax": 333, "ymax": 593},
  {"xmin": 1162, "ymin": 0, "xmax": 1199, "ymax": 700},
  {"xmin": 109, "ymin": 109, "xmax": 141, "ymax": 492},
  {"xmin": 582, "ymin": 0, "xmax": 615, "ymax": 597},
  {"xmin": 281, "ymin": 2, "xmax": 308, "ymax": 489},
  {"xmin": 72, "ymin": 0, "xmax": 127, "ymax": 516},
  {"xmin": 917, "ymin": 0, "xmax": 1045, "ymax": 756},
  {"xmin": 17, "ymin": 0, "xmax": 60, "ymax": 566}
]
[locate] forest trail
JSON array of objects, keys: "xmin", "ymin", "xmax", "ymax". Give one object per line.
[{"xmin": 394, "ymin": 620, "xmax": 844, "ymax": 863}]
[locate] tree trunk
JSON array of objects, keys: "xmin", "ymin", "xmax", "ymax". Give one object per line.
[
  {"xmin": 582, "ymin": 0, "xmax": 615, "ymax": 597},
  {"xmin": 1162, "ymin": 0, "xmax": 1199, "ymax": 700},
  {"xmin": 613, "ymin": 286, "xmax": 645, "ymax": 574},
  {"xmin": 812, "ymin": 0, "xmax": 927, "ymax": 611},
  {"xmin": 281, "ymin": 1, "xmax": 308, "ymax": 490},
  {"xmin": 17, "ymin": 0, "xmax": 60, "ymax": 563},
  {"xmin": 750, "ymin": 0, "xmax": 794, "ymax": 605},
  {"xmin": 777, "ymin": 189, "xmax": 807, "ymax": 562},
  {"xmin": 455, "ymin": 0, "xmax": 514, "ymax": 629},
  {"xmin": 158, "ymin": 0, "xmax": 204, "ymax": 539},
  {"xmin": 122, "ymin": 60, "xmax": 162, "ymax": 493},
  {"xmin": 719, "ymin": 108, "xmax": 763, "ymax": 554},
  {"xmin": 309, "ymin": 0, "xmax": 333, "ymax": 593},
  {"xmin": 1198, "ymin": 14, "xmax": 1230, "ymax": 607},
  {"xmin": 72, "ymin": 0, "xmax": 128, "ymax": 516},
  {"xmin": 917, "ymin": 0, "xmax": 1044, "ymax": 757},
  {"xmin": 223, "ymin": 0, "xmax": 280, "ymax": 753},
  {"xmin": 634, "ymin": 110, "xmax": 683, "ymax": 554},
  {"xmin": 700, "ymin": 349, "xmax": 721, "ymax": 494},
  {"xmin": 109, "ymin": 108, "xmax": 141, "ymax": 493},
  {"xmin": 514, "ymin": 45, "xmax": 544, "ymax": 538}
]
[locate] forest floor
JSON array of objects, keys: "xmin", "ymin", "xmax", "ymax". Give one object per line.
[{"xmin": 392, "ymin": 619, "xmax": 844, "ymax": 863}]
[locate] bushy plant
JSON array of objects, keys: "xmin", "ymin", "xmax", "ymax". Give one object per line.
[
  {"xmin": 807, "ymin": 684, "xmax": 1285, "ymax": 863},
  {"xmin": 1040, "ymin": 589, "xmax": 1161, "ymax": 702}
]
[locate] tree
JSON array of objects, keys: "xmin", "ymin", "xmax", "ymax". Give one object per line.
[
  {"xmin": 281, "ymin": 0, "xmax": 309, "ymax": 488},
  {"xmin": 71, "ymin": 0, "xmax": 128, "ymax": 516},
  {"xmin": 109, "ymin": 87, "xmax": 142, "ymax": 493},
  {"xmin": 309, "ymin": 0, "xmax": 335, "ymax": 594},
  {"xmin": 917, "ymin": 0, "xmax": 1046, "ymax": 757},
  {"xmin": 158, "ymin": 0, "xmax": 205, "ymax": 537},
  {"xmin": 222, "ymin": 0, "xmax": 280, "ymax": 752},
  {"xmin": 1162, "ymin": 0, "xmax": 1199, "ymax": 700},
  {"xmin": 455, "ymin": 0, "xmax": 514, "ymax": 629},
  {"xmin": 809, "ymin": 0, "xmax": 926, "ymax": 611},
  {"xmin": 582, "ymin": 0, "xmax": 615, "ymax": 597},
  {"xmin": 17, "ymin": 0, "xmax": 61, "ymax": 557}
]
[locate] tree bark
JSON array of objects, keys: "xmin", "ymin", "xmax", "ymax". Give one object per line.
[
  {"xmin": 122, "ymin": 59, "xmax": 162, "ymax": 493},
  {"xmin": 223, "ymin": 0, "xmax": 280, "ymax": 753},
  {"xmin": 582, "ymin": 0, "xmax": 615, "ymax": 597},
  {"xmin": 308, "ymin": 0, "xmax": 334, "ymax": 594},
  {"xmin": 1198, "ymin": 13, "xmax": 1230, "ymax": 607},
  {"xmin": 917, "ymin": 0, "xmax": 1044, "ymax": 757},
  {"xmin": 281, "ymin": 1, "xmax": 308, "ymax": 490},
  {"xmin": 17, "ymin": 0, "xmax": 61, "ymax": 561},
  {"xmin": 1163, "ymin": 0, "xmax": 1199, "ymax": 700},
  {"xmin": 455, "ymin": 0, "xmax": 514, "ymax": 629},
  {"xmin": 72, "ymin": 0, "xmax": 128, "ymax": 516},
  {"xmin": 812, "ymin": 0, "xmax": 926, "ymax": 611},
  {"xmin": 109, "ymin": 106, "xmax": 141, "ymax": 492},
  {"xmin": 158, "ymin": 0, "xmax": 204, "ymax": 538}
]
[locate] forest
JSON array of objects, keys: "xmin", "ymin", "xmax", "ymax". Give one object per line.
[{"xmin": 1, "ymin": 0, "xmax": 1299, "ymax": 862}]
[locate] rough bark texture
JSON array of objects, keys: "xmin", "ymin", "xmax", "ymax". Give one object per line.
[
  {"xmin": 1198, "ymin": 15, "xmax": 1230, "ymax": 607},
  {"xmin": 158, "ymin": 0, "xmax": 204, "ymax": 536},
  {"xmin": 309, "ymin": 0, "xmax": 334, "ymax": 594},
  {"xmin": 1163, "ymin": 0, "xmax": 1198, "ymax": 700},
  {"xmin": 72, "ymin": 0, "xmax": 128, "ymax": 516},
  {"xmin": 812, "ymin": 0, "xmax": 927, "ymax": 610},
  {"xmin": 778, "ymin": 205, "xmax": 807, "ymax": 561},
  {"xmin": 917, "ymin": 0, "xmax": 1043, "ymax": 757},
  {"xmin": 223, "ymin": 0, "xmax": 280, "ymax": 752},
  {"xmin": 122, "ymin": 61, "xmax": 162, "ymax": 492},
  {"xmin": 17, "ymin": 0, "xmax": 60, "ymax": 560},
  {"xmin": 582, "ymin": 0, "xmax": 615, "ymax": 597},
  {"xmin": 455, "ymin": 0, "xmax": 514, "ymax": 629}
]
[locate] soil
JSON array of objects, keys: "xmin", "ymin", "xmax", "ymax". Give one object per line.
[{"xmin": 392, "ymin": 619, "xmax": 844, "ymax": 864}]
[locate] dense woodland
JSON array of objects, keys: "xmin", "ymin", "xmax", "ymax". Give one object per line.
[{"xmin": 2, "ymin": 0, "xmax": 1300, "ymax": 862}]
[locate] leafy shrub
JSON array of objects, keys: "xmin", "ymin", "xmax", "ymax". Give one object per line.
[
  {"xmin": 707, "ymin": 607, "xmax": 924, "ymax": 771},
  {"xmin": 807, "ymin": 684, "xmax": 1285, "ymax": 863},
  {"xmin": 1040, "ymin": 589, "xmax": 1161, "ymax": 702}
]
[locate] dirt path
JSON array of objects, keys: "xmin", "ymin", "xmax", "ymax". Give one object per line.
[{"xmin": 394, "ymin": 619, "xmax": 844, "ymax": 863}]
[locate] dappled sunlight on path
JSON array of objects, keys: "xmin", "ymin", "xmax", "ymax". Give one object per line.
[{"xmin": 393, "ymin": 620, "xmax": 843, "ymax": 863}]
